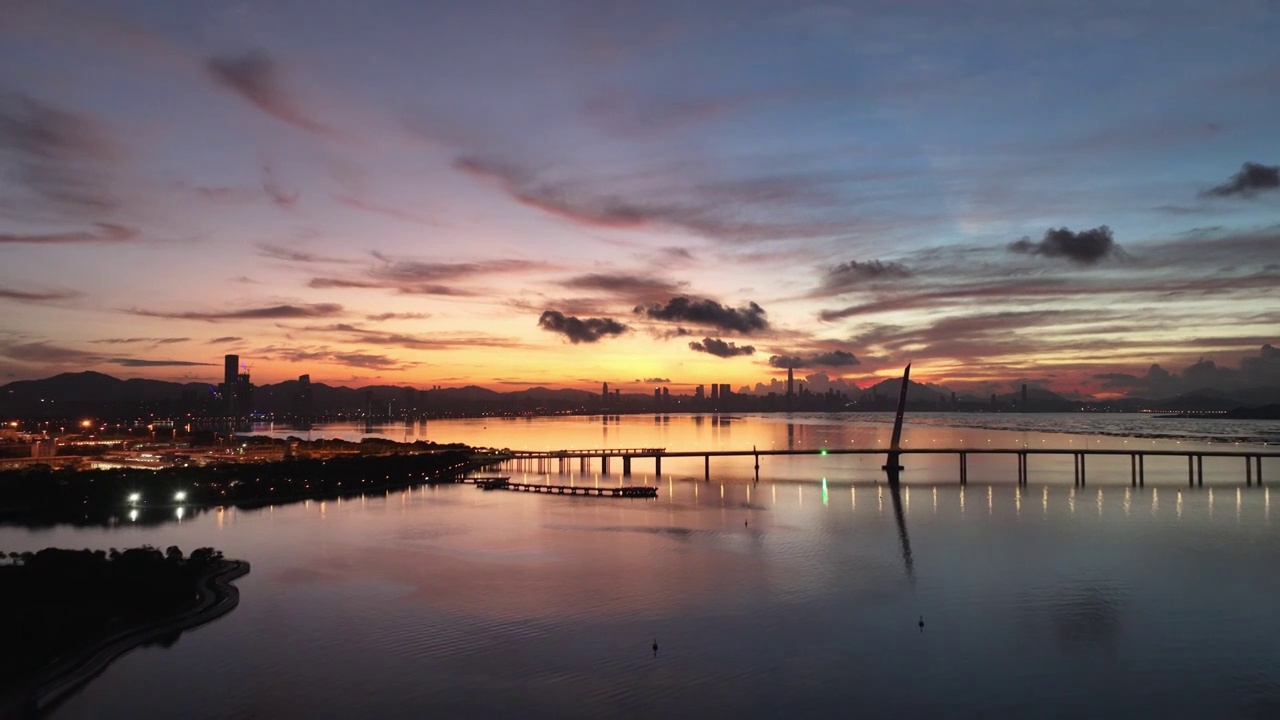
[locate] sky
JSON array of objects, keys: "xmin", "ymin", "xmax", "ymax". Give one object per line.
[{"xmin": 1, "ymin": 0, "xmax": 1278, "ymax": 398}]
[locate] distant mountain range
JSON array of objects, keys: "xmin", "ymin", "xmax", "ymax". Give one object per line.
[{"xmin": 2, "ymin": 371, "xmax": 1278, "ymax": 419}]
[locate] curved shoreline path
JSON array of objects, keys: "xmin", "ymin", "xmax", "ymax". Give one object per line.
[{"xmin": 26, "ymin": 559, "xmax": 251, "ymax": 715}]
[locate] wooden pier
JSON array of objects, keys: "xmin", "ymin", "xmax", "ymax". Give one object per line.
[{"xmin": 475, "ymin": 477, "xmax": 657, "ymax": 498}]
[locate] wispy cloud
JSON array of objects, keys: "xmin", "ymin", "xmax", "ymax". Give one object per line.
[
  {"xmin": 537, "ymin": 310, "xmax": 629, "ymax": 344},
  {"xmin": 0, "ymin": 92, "xmax": 117, "ymax": 215},
  {"xmin": 0, "ymin": 286, "xmax": 77, "ymax": 302},
  {"xmin": 89, "ymin": 337, "xmax": 189, "ymax": 345},
  {"xmin": 132, "ymin": 303, "xmax": 344, "ymax": 322},
  {"xmin": 254, "ymin": 243, "xmax": 349, "ymax": 264},
  {"xmin": 208, "ymin": 336, "xmax": 243, "ymax": 344},
  {"xmin": 366, "ymin": 312, "xmax": 431, "ymax": 321},
  {"xmin": 105, "ymin": 358, "xmax": 214, "ymax": 367},
  {"xmin": 206, "ymin": 51, "xmax": 334, "ymax": 136},
  {"xmin": 0, "ymin": 223, "xmax": 137, "ymax": 244},
  {"xmin": 336, "ymin": 195, "xmax": 437, "ymax": 226},
  {"xmin": 454, "ymin": 155, "xmax": 860, "ymax": 243},
  {"xmin": 560, "ymin": 273, "xmax": 688, "ymax": 303},
  {"xmin": 261, "ymin": 164, "xmax": 299, "ymax": 208}
]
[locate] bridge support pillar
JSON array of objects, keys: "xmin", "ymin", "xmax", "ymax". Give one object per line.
[
  {"xmin": 655, "ymin": 456, "xmax": 661, "ymax": 477},
  {"xmin": 959, "ymin": 452, "xmax": 967, "ymax": 486},
  {"xmin": 1258, "ymin": 456, "xmax": 1264, "ymax": 486},
  {"xmin": 601, "ymin": 456, "xmax": 608, "ymax": 474},
  {"xmin": 754, "ymin": 453, "xmax": 760, "ymax": 483},
  {"xmin": 1139, "ymin": 454, "xmax": 1145, "ymax": 487},
  {"xmin": 1188, "ymin": 455, "xmax": 1195, "ymax": 488},
  {"xmin": 704, "ymin": 455, "xmax": 710, "ymax": 482},
  {"xmin": 623, "ymin": 456, "xmax": 632, "ymax": 477},
  {"xmin": 1247, "ymin": 456, "xmax": 1253, "ymax": 486},
  {"xmin": 1131, "ymin": 454, "xmax": 1137, "ymax": 487},
  {"xmin": 1197, "ymin": 456, "xmax": 1204, "ymax": 487}
]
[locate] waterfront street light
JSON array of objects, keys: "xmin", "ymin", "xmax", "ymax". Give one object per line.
[
  {"xmin": 127, "ymin": 493, "xmax": 141, "ymax": 504},
  {"xmin": 174, "ymin": 491, "xmax": 187, "ymax": 502}
]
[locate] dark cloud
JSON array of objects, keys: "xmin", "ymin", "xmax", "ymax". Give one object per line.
[
  {"xmin": 0, "ymin": 92, "xmax": 117, "ymax": 214},
  {"xmin": 641, "ymin": 377, "xmax": 670, "ymax": 383},
  {"xmin": 206, "ymin": 51, "xmax": 333, "ymax": 136},
  {"xmin": 133, "ymin": 303, "xmax": 344, "ymax": 322},
  {"xmin": 813, "ymin": 260, "xmax": 911, "ymax": 296},
  {"xmin": 208, "ymin": 336, "xmax": 242, "ymax": 344},
  {"xmin": 689, "ymin": 337, "xmax": 755, "ymax": 358},
  {"xmin": 538, "ymin": 310, "xmax": 628, "ymax": 344},
  {"xmin": 0, "ymin": 223, "xmax": 138, "ymax": 244},
  {"xmin": 1008, "ymin": 224, "xmax": 1121, "ymax": 263},
  {"xmin": 1202, "ymin": 162, "xmax": 1280, "ymax": 198},
  {"xmin": 90, "ymin": 337, "xmax": 189, "ymax": 345},
  {"xmin": 768, "ymin": 350, "xmax": 860, "ymax": 368},
  {"xmin": 366, "ymin": 312, "xmax": 431, "ymax": 321},
  {"xmin": 1008, "ymin": 226, "xmax": 1121, "ymax": 264},
  {"xmin": 637, "ymin": 296, "xmax": 769, "ymax": 335},
  {"xmin": 262, "ymin": 164, "xmax": 298, "ymax": 208},
  {"xmin": 561, "ymin": 273, "xmax": 688, "ymax": 302},
  {"xmin": 105, "ymin": 358, "xmax": 215, "ymax": 367},
  {"xmin": 0, "ymin": 286, "xmax": 76, "ymax": 302}
]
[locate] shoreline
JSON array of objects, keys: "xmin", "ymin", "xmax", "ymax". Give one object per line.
[{"xmin": 1, "ymin": 559, "xmax": 250, "ymax": 718}]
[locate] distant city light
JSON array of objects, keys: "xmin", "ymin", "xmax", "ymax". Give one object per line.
[
  {"xmin": 80, "ymin": 420, "xmax": 92, "ymax": 428},
  {"xmin": 127, "ymin": 493, "xmax": 141, "ymax": 504},
  {"xmin": 174, "ymin": 491, "xmax": 187, "ymax": 502}
]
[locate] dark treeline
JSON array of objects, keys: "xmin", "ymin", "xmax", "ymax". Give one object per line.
[
  {"xmin": 0, "ymin": 546, "xmax": 226, "ymax": 682},
  {"xmin": 0, "ymin": 439, "xmax": 486, "ymax": 527}
]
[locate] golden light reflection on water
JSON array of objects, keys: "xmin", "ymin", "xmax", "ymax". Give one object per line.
[
  {"xmin": 878, "ymin": 485, "xmax": 883, "ymax": 513},
  {"xmin": 933, "ymin": 486, "xmax": 937, "ymax": 514},
  {"xmin": 1209, "ymin": 488, "xmax": 1214, "ymax": 516},
  {"xmin": 1266, "ymin": 488, "xmax": 1270, "ymax": 521},
  {"xmin": 1237, "ymin": 488, "xmax": 1242, "ymax": 521},
  {"xmin": 1043, "ymin": 486, "xmax": 1048, "ymax": 514},
  {"xmin": 1176, "ymin": 490, "xmax": 1182, "ymax": 519},
  {"xmin": 987, "ymin": 486, "xmax": 993, "ymax": 514},
  {"xmin": 1068, "ymin": 487, "xmax": 1076, "ymax": 515},
  {"xmin": 1124, "ymin": 488, "xmax": 1131, "ymax": 517},
  {"xmin": 1097, "ymin": 489, "xmax": 1104, "ymax": 517},
  {"xmin": 1015, "ymin": 487, "xmax": 1021, "ymax": 515},
  {"xmin": 1152, "ymin": 488, "xmax": 1159, "ymax": 515},
  {"xmin": 959, "ymin": 486, "xmax": 965, "ymax": 513}
]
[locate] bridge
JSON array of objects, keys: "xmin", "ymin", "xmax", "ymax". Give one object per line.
[{"xmin": 490, "ymin": 446, "xmax": 1275, "ymax": 487}]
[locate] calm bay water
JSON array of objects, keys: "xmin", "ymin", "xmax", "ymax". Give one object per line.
[{"xmin": 3, "ymin": 414, "xmax": 1278, "ymax": 718}]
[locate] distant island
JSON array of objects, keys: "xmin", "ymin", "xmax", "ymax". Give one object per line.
[{"xmin": 0, "ymin": 546, "xmax": 248, "ymax": 716}]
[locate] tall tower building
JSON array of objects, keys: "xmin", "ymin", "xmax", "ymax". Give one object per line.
[
  {"xmin": 222, "ymin": 354, "xmax": 240, "ymax": 417},
  {"xmin": 786, "ymin": 367, "xmax": 795, "ymax": 400},
  {"xmin": 296, "ymin": 374, "xmax": 313, "ymax": 425},
  {"xmin": 711, "ymin": 384, "xmax": 720, "ymax": 401},
  {"xmin": 602, "ymin": 382, "xmax": 609, "ymax": 407}
]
